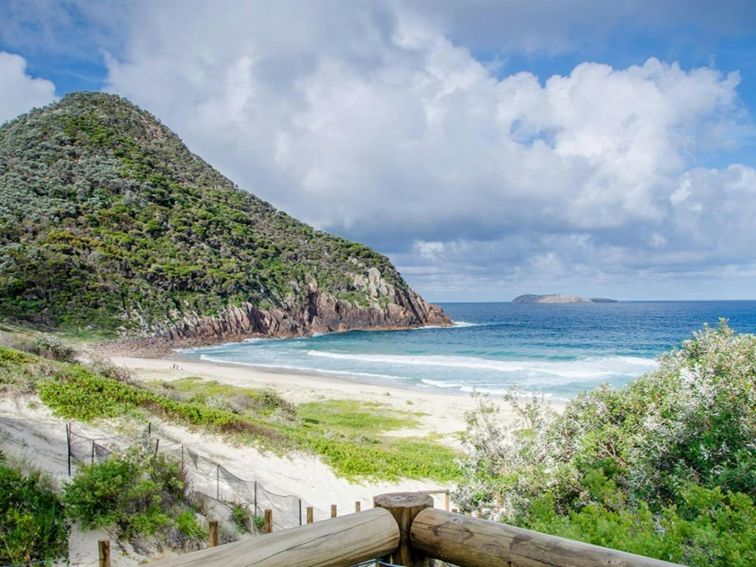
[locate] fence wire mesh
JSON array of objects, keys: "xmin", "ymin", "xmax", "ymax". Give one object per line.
[
  {"xmin": 65, "ymin": 422, "xmax": 306, "ymax": 531},
  {"xmin": 64, "ymin": 421, "xmax": 450, "ymax": 537}
]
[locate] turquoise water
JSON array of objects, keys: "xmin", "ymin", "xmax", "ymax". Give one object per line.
[{"xmin": 180, "ymin": 301, "xmax": 756, "ymax": 399}]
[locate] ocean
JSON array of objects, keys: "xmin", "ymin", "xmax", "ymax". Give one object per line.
[{"xmin": 180, "ymin": 301, "xmax": 756, "ymax": 399}]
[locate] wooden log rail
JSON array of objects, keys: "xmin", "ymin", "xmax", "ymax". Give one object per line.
[{"xmin": 147, "ymin": 492, "xmax": 684, "ymax": 567}]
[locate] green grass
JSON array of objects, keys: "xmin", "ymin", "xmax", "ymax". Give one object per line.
[
  {"xmin": 156, "ymin": 377, "xmax": 294, "ymax": 418},
  {"xmin": 157, "ymin": 377, "xmax": 459, "ymax": 481},
  {"xmin": 1, "ymin": 344, "xmax": 461, "ymax": 482},
  {"xmin": 297, "ymin": 399, "xmax": 418, "ymax": 433},
  {"xmin": 37, "ymin": 366, "xmax": 286, "ymax": 445}
]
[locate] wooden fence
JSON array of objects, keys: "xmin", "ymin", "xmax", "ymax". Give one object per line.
[{"xmin": 144, "ymin": 492, "xmax": 684, "ymax": 567}]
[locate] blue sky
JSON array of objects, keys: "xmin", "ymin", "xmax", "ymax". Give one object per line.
[{"xmin": 2, "ymin": 0, "xmax": 756, "ymax": 301}]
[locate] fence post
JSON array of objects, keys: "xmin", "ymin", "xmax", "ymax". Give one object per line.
[
  {"xmin": 374, "ymin": 492, "xmax": 434, "ymax": 567},
  {"xmin": 91, "ymin": 440, "xmax": 95, "ymax": 465},
  {"xmin": 298, "ymin": 499, "xmax": 302, "ymax": 526},
  {"xmin": 154, "ymin": 438, "xmax": 160, "ymax": 457},
  {"xmin": 331, "ymin": 504, "xmax": 337, "ymax": 518},
  {"xmin": 264, "ymin": 509, "xmax": 272, "ymax": 534},
  {"xmin": 98, "ymin": 539, "xmax": 111, "ymax": 567},
  {"xmin": 355, "ymin": 501, "xmax": 361, "ymax": 512},
  {"xmin": 253, "ymin": 480, "xmax": 258, "ymax": 516},
  {"xmin": 66, "ymin": 424, "xmax": 72, "ymax": 476},
  {"xmin": 306, "ymin": 506, "xmax": 313, "ymax": 524},
  {"xmin": 208, "ymin": 520, "xmax": 219, "ymax": 547}
]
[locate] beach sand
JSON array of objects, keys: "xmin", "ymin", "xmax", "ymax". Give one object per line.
[{"xmin": 110, "ymin": 354, "xmax": 493, "ymax": 441}]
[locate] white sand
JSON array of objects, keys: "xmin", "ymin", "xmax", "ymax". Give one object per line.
[
  {"xmin": 110, "ymin": 355, "xmax": 497, "ymax": 442},
  {"xmin": 105, "ymin": 355, "xmax": 502, "ymax": 511}
]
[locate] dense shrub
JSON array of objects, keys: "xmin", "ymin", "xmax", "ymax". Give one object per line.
[
  {"xmin": 30, "ymin": 336, "xmax": 77, "ymax": 362},
  {"xmin": 454, "ymin": 322, "xmax": 756, "ymax": 565},
  {"xmin": 0, "ymin": 453, "xmax": 69, "ymax": 565},
  {"xmin": 0, "ymin": 333, "xmax": 76, "ymax": 362},
  {"xmin": 63, "ymin": 448, "xmax": 187, "ymax": 539},
  {"xmin": 39, "ymin": 363, "xmax": 285, "ymax": 443}
]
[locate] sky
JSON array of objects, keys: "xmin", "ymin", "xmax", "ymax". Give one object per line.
[{"xmin": 1, "ymin": 1, "xmax": 756, "ymax": 301}]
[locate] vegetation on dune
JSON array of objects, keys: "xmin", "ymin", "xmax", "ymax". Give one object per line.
[
  {"xmin": 0, "ymin": 453, "xmax": 69, "ymax": 565},
  {"xmin": 158, "ymin": 378, "xmax": 458, "ymax": 480},
  {"xmin": 454, "ymin": 322, "xmax": 756, "ymax": 566},
  {"xmin": 0, "ymin": 448, "xmax": 207, "ymax": 564},
  {"xmin": 0, "ymin": 92, "xmax": 414, "ymax": 332},
  {"xmin": 63, "ymin": 447, "xmax": 205, "ymax": 545},
  {"xmin": 0, "ymin": 343, "xmax": 459, "ymax": 481}
]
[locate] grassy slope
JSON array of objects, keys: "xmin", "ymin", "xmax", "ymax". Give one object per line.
[
  {"xmin": 0, "ymin": 345, "xmax": 460, "ymax": 482},
  {"xmin": 0, "ymin": 92, "xmax": 411, "ymax": 332}
]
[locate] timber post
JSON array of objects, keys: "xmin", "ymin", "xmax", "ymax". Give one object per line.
[
  {"xmin": 306, "ymin": 506, "xmax": 314, "ymax": 524},
  {"xmin": 374, "ymin": 491, "xmax": 434, "ymax": 567},
  {"xmin": 66, "ymin": 423, "xmax": 72, "ymax": 476},
  {"xmin": 208, "ymin": 520, "xmax": 219, "ymax": 547},
  {"xmin": 98, "ymin": 539, "xmax": 111, "ymax": 567},
  {"xmin": 330, "ymin": 504, "xmax": 337, "ymax": 518},
  {"xmin": 264, "ymin": 508, "xmax": 273, "ymax": 533}
]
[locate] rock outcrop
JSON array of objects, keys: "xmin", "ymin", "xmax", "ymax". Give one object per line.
[{"xmin": 158, "ymin": 286, "xmax": 448, "ymax": 346}]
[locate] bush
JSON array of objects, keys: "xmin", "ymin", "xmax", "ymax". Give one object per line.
[
  {"xmin": 230, "ymin": 504, "xmax": 251, "ymax": 533},
  {"xmin": 31, "ymin": 336, "xmax": 77, "ymax": 362},
  {"xmin": 454, "ymin": 322, "xmax": 756, "ymax": 565},
  {"xmin": 522, "ymin": 485, "xmax": 755, "ymax": 566},
  {"xmin": 0, "ymin": 454, "xmax": 69, "ymax": 565},
  {"xmin": 175, "ymin": 510, "xmax": 206, "ymax": 540},
  {"xmin": 63, "ymin": 447, "xmax": 187, "ymax": 539},
  {"xmin": 0, "ymin": 333, "xmax": 77, "ymax": 363}
]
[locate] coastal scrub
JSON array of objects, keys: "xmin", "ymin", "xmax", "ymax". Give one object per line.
[{"xmin": 454, "ymin": 322, "xmax": 756, "ymax": 566}]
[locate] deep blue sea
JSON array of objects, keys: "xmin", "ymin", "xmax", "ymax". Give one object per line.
[{"xmin": 180, "ymin": 301, "xmax": 756, "ymax": 399}]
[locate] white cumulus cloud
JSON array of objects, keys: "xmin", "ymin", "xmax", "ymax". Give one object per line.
[
  {"xmin": 101, "ymin": 0, "xmax": 756, "ymax": 299},
  {"xmin": 0, "ymin": 51, "xmax": 56, "ymax": 124}
]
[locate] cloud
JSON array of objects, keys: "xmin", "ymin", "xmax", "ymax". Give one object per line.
[
  {"xmin": 0, "ymin": 51, "xmax": 56, "ymax": 124},
  {"xmin": 100, "ymin": 1, "xmax": 755, "ymax": 299}
]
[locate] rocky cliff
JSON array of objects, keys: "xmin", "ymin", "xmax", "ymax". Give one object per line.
[{"xmin": 0, "ymin": 93, "xmax": 450, "ymax": 343}]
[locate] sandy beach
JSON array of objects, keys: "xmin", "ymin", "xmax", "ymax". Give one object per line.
[{"xmin": 110, "ymin": 354, "xmax": 497, "ymax": 441}]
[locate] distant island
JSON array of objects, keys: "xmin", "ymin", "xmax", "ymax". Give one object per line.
[{"xmin": 512, "ymin": 294, "xmax": 618, "ymax": 304}]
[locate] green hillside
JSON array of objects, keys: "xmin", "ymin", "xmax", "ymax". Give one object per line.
[{"xmin": 0, "ymin": 93, "xmax": 447, "ymax": 340}]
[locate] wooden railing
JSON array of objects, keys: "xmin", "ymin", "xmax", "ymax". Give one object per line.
[{"xmin": 149, "ymin": 492, "xmax": 684, "ymax": 567}]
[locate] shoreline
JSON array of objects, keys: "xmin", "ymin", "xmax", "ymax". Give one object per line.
[
  {"xmin": 110, "ymin": 351, "xmax": 567, "ymax": 448},
  {"xmin": 110, "ymin": 353, "xmax": 493, "ymax": 440}
]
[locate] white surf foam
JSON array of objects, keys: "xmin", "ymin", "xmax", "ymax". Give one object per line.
[
  {"xmin": 198, "ymin": 354, "xmax": 411, "ymax": 383},
  {"xmin": 306, "ymin": 350, "xmax": 657, "ymax": 379}
]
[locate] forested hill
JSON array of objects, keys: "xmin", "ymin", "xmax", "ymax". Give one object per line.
[{"xmin": 0, "ymin": 92, "xmax": 449, "ymax": 343}]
